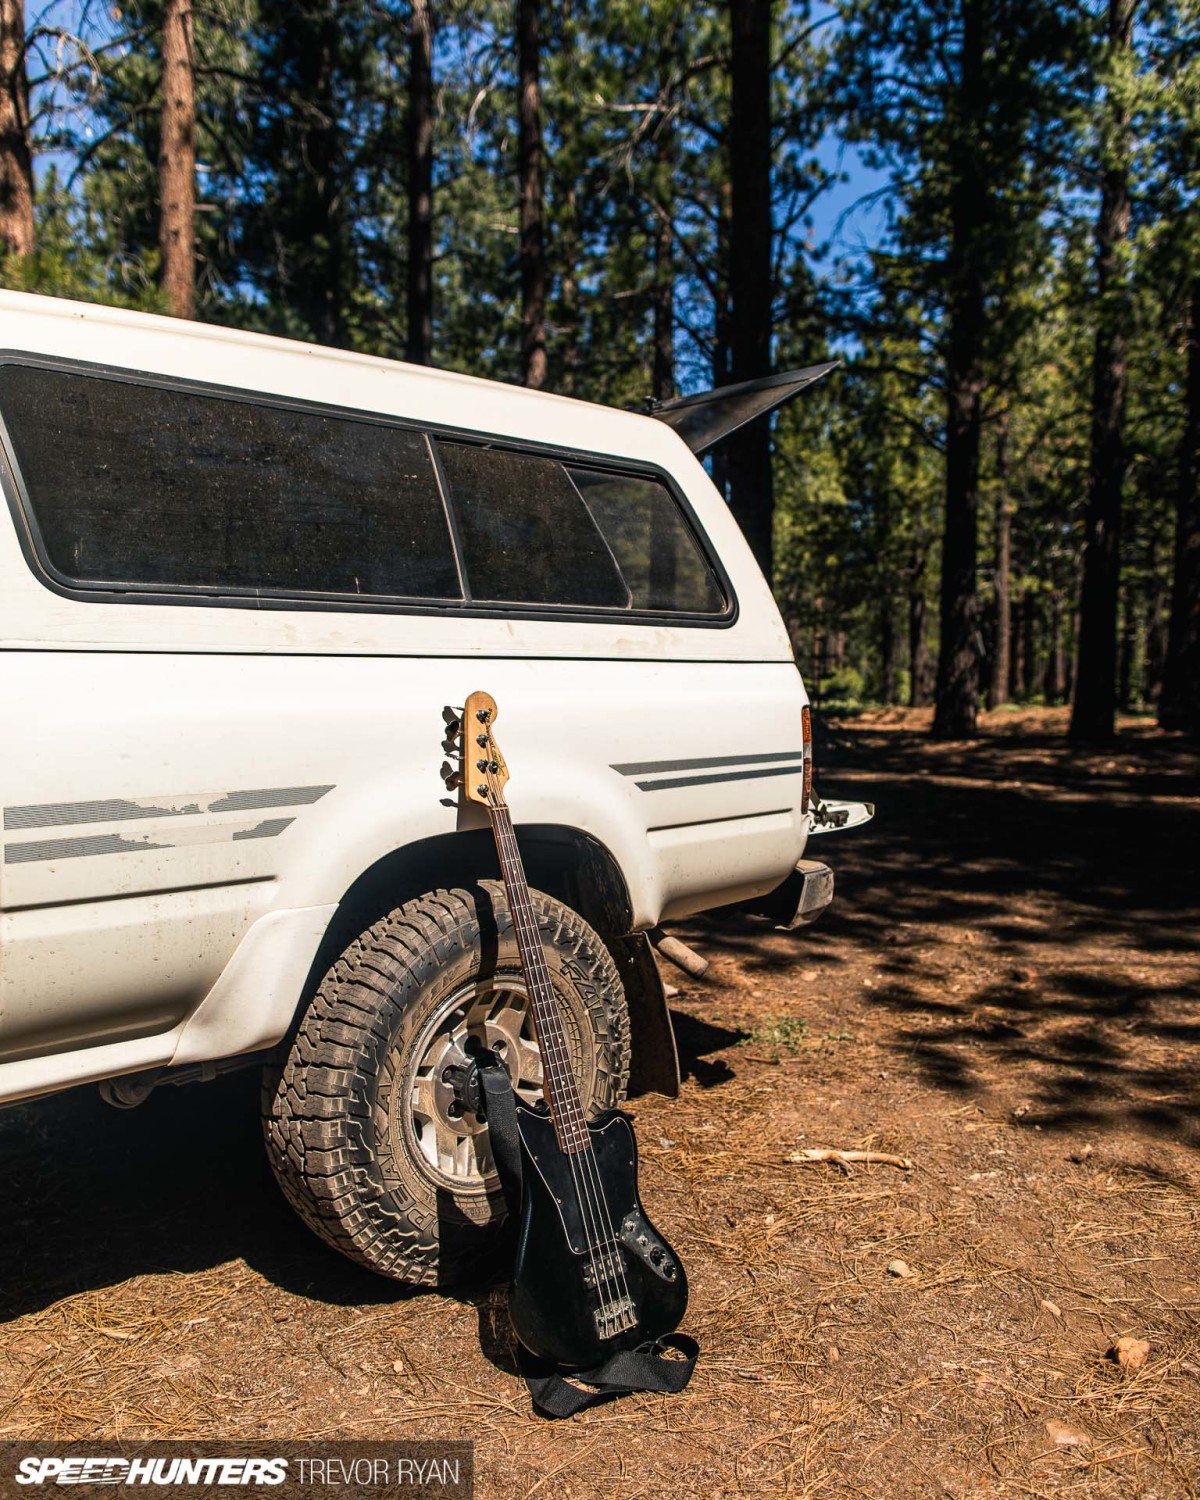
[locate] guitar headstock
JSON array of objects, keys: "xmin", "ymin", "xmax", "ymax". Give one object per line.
[{"xmin": 443, "ymin": 691, "xmax": 509, "ymax": 807}]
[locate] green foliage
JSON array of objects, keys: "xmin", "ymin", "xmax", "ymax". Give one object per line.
[{"xmin": 11, "ymin": 0, "xmax": 1199, "ymax": 721}]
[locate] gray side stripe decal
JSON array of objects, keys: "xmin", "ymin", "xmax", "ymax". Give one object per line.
[
  {"xmin": 5, "ymin": 833, "xmax": 175, "ymax": 863},
  {"xmin": 4, "ymin": 817, "xmax": 296, "ymax": 864},
  {"xmin": 5, "ymin": 786, "xmax": 334, "ymax": 831},
  {"xmin": 612, "ymin": 750, "xmax": 803, "ymax": 777},
  {"xmin": 232, "ymin": 818, "xmax": 295, "ymax": 841},
  {"xmin": 635, "ymin": 763, "xmax": 803, "ymax": 792}
]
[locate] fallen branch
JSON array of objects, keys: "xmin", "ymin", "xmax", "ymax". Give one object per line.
[{"xmin": 786, "ymin": 1147, "xmax": 914, "ymax": 1174}]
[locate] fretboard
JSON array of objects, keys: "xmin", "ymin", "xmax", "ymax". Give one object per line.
[{"xmin": 487, "ymin": 804, "xmax": 591, "ymax": 1152}]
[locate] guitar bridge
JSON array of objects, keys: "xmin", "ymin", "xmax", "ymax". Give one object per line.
[{"xmin": 593, "ymin": 1295, "xmax": 638, "ymax": 1339}]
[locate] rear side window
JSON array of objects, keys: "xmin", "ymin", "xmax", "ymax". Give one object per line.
[
  {"xmin": 435, "ymin": 440, "xmax": 630, "ymax": 607},
  {"xmin": 567, "ymin": 467, "xmax": 726, "ymax": 614},
  {"xmin": 0, "ymin": 364, "xmax": 462, "ymax": 601}
]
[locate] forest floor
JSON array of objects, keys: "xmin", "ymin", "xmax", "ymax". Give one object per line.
[{"xmin": 1, "ymin": 706, "xmax": 1198, "ymax": 1498}]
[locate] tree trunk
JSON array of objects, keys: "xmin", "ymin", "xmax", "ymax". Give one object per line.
[
  {"xmin": 0, "ymin": 0, "xmax": 33, "ymax": 259},
  {"xmin": 1021, "ymin": 589, "xmax": 1037, "ymax": 699},
  {"xmin": 1117, "ymin": 582, "xmax": 1136, "ymax": 709},
  {"xmin": 1070, "ymin": 0, "xmax": 1135, "ymax": 744},
  {"xmin": 405, "ymin": 0, "xmax": 434, "ymax": 365},
  {"xmin": 310, "ymin": 17, "xmax": 344, "ymax": 348},
  {"xmin": 651, "ymin": 113, "xmax": 675, "ymax": 404},
  {"xmin": 989, "ymin": 412, "xmax": 1012, "ymax": 708},
  {"xmin": 1159, "ymin": 275, "xmax": 1200, "ymax": 735},
  {"xmin": 932, "ymin": 0, "xmax": 985, "ymax": 739},
  {"xmin": 726, "ymin": 0, "xmax": 774, "ymax": 578},
  {"xmin": 909, "ymin": 547, "xmax": 930, "ymax": 708},
  {"xmin": 879, "ymin": 595, "xmax": 896, "ymax": 704},
  {"xmin": 517, "ymin": 0, "xmax": 546, "ymax": 389},
  {"xmin": 158, "ymin": 0, "xmax": 196, "ymax": 318},
  {"xmin": 710, "ymin": 177, "xmax": 733, "ymax": 503},
  {"xmin": 1043, "ymin": 591, "xmax": 1066, "ymax": 704},
  {"xmin": 1008, "ymin": 597, "xmax": 1021, "ymax": 698}
]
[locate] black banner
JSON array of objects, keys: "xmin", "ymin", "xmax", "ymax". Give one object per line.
[{"xmin": 0, "ymin": 1443, "xmax": 472, "ymax": 1500}]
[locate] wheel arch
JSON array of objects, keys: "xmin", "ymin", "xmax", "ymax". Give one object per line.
[{"xmin": 291, "ymin": 825, "xmax": 679, "ymax": 1098}]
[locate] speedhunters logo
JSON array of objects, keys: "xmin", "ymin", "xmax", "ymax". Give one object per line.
[
  {"xmin": 14, "ymin": 1457, "xmax": 289, "ymax": 1486},
  {"xmin": 0, "ymin": 1445, "xmax": 472, "ymax": 1498}
]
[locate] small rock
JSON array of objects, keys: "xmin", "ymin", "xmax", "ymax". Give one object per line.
[
  {"xmin": 826, "ymin": 1345, "xmax": 840, "ymax": 1363},
  {"xmin": 1108, "ymin": 1335, "xmax": 1150, "ymax": 1373},
  {"xmin": 272, "ymin": 1309, "xmax": 292, "ymax": 1323},
  {"xmin": 1040, "ymin": 1299, "xmax": 1063, "ymax": 1319},
  {"xmin": 1045, "ymin": 1418, "xmax": 1090, "ymax": 1448},
  {"xmin": 886, "ymin": 1259, "xmax": 913, "ymax": 1279},
  {"xmin": 658, "ymin": 1136, "xmax": 677, "ymax": 1149},
  {"xmin": 1069, "ymin": 1144, "xmax": 1094, "ymax": 1164},
  {"xmin": 392, "ymin": 1358, "xmax": 405, "ymax": 1374}
]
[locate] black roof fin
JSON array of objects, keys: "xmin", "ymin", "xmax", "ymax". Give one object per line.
[{"xmin": 647, "ymin": 361, "xmax": 839, "ymax": 456}]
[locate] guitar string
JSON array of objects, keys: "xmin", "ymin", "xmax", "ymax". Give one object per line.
[
  {"xmin": 489, "ymin": 803, "xmax": 626, "ymax": 1314},
  {"xmin": 481, "ymin": 750, "xmax": 634, "ymax": 1325},
  {"xmin": 491, "ymin": 799, "xmax": 636, "ymax": 1327},
  {"xmin": 497, "ymin": 814, "xmax": 636, "ymax": 1323},
  {"xmin": 478, "ymin": 755, "xmax": 613, "ymax": 1311}
]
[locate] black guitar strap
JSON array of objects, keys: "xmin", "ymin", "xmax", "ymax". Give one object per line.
[{"xmin": 473, "ymin": 1053, "xmax": 699, "ymax": 1420}]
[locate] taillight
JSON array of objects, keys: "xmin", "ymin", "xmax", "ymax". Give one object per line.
[{"xmin": 801, "ymin": 705, "xmax": 813, "ymax": 813}]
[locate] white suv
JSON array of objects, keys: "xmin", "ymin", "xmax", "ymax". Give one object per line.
[{"xmin": 0, "ymin": 291, "xmax": 869, "ymax": 1284}]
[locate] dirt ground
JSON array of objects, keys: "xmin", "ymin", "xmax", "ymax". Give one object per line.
[{"xmin": 1, "ymin": 706, "xmax": 1198, "ymax": 1498}]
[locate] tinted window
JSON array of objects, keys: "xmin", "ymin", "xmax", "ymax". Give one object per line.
[
  {"xmin": 436, "ymin": 441, "xmax": 630, "ymax": 607},
  {"xmin": 569, "ymin": 467, "xmax": 725, "ymax": 614},
  {"xmin": 0, "ymin": 364, "xmax": 461, "ymax": 601}
]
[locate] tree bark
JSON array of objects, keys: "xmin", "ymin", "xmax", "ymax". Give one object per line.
[
  {"xmin": 1043, "ymin": 591, "xmax": 1066, "ymax": 704},
  {"xmin": 726, "ymin": 0, "xmax": 775, "ymax": 578},
  {"xmin": 1021, "ymin": 589, "xmax": 1037, "ymax": 699},
  {"xmin": 405, "ymin": 0, "xmax": 434, "ymax": 365},
  {"xmin": 879, "ymin": 595, "xmax": 896, "ymax": 704},
  {"xmin": 0, "ymin": 0, "xmax": 33, "ymax": 259},
  {"xmin": 909, "ymin": 545, "xmax": 930, "ymax": 707},
  {"xmin": 989, "ymin": 412, "xmax": 1012, "ymax": 708},
  {"xmin": 517, "ymin": 0, "xmax": 546, "ymax": 388},
  {"xmin": 1117, "ymin": 582, "xmax": 1136, "ymax": 709},
  {"xmin": 1159, "ymin": 276, "xmax": 1200, "ymax": 735},
  {"xmin": 710, "ymin": 177, "xmax": 733, "ymax": 503},
  {"xmin": 651, "ymin": 111, "xmax": 675, "ymax": 404},
  {"xmin": 1070, "ymin": 0, "xmax": 1135, "ymax": 743},
  {"xmin": 305, "ymin": 9, "xmax": 344, "ymax": 347},
  {"xmin": 932, "ymin": 0, "xmax": 985, "ymax": 739},
  {"xmin": 158, "ymin": 0, "xmax": 196, "ymax": 317}
]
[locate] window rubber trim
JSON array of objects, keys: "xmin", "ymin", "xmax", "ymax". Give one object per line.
[{"xmin": 0, "ymin": 351, "xmax": 740, "ymax": 631}]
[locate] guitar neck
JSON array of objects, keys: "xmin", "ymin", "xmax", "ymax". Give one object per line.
[{"xmin": 487, "ymin": 804, "xmax": 590, "ymax": 1153}]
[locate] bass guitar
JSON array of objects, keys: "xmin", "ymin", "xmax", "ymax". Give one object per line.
[{"xmin": 446, "ymin": 690, "xmax": 688, "ymax": 1371}]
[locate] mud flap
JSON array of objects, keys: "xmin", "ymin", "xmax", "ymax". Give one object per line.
[{"xmin": 605, "ymin": 932, "xmax": 680, "ymax": 1099}]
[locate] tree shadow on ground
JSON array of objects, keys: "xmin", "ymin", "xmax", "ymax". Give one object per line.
[{"xmin": 682, "ymin": 722, "xmax": 1200, "ymax": 1147}]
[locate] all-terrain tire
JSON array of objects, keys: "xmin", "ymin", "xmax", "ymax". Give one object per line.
[{"xmin": 262, "ymin": 882, "xmax": 630, "ymax": 1286}]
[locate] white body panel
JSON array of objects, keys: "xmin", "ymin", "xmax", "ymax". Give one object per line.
[{"xmin": 0, "ymin": 291, "xmax": 812, "ymax": 1104}]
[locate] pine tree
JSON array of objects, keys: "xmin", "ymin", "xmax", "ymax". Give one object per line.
[
  {"xmin": 0, "ymin": 0, "xmax": 34, "ymax": 258},
  {"xmin": 158, "ymin": 0, "xmax": 196, "ymax": 317},
  {"xmin": 1071, "ymin": 0, "xmax": 1137, "ymax": 744}
]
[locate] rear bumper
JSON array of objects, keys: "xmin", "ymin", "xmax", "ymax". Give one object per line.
[
  {"xmin": 736, "ymin": 857, "xmax": 836, "ymax": 929},
  {"xmin": 774, "ymin": 859, "xmax": 836, "ymax": 928}
]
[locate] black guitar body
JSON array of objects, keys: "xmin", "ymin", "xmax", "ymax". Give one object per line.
[{"xmin": 508, "ymin": 1105, "xmax": 689, "ymax": 1371}]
